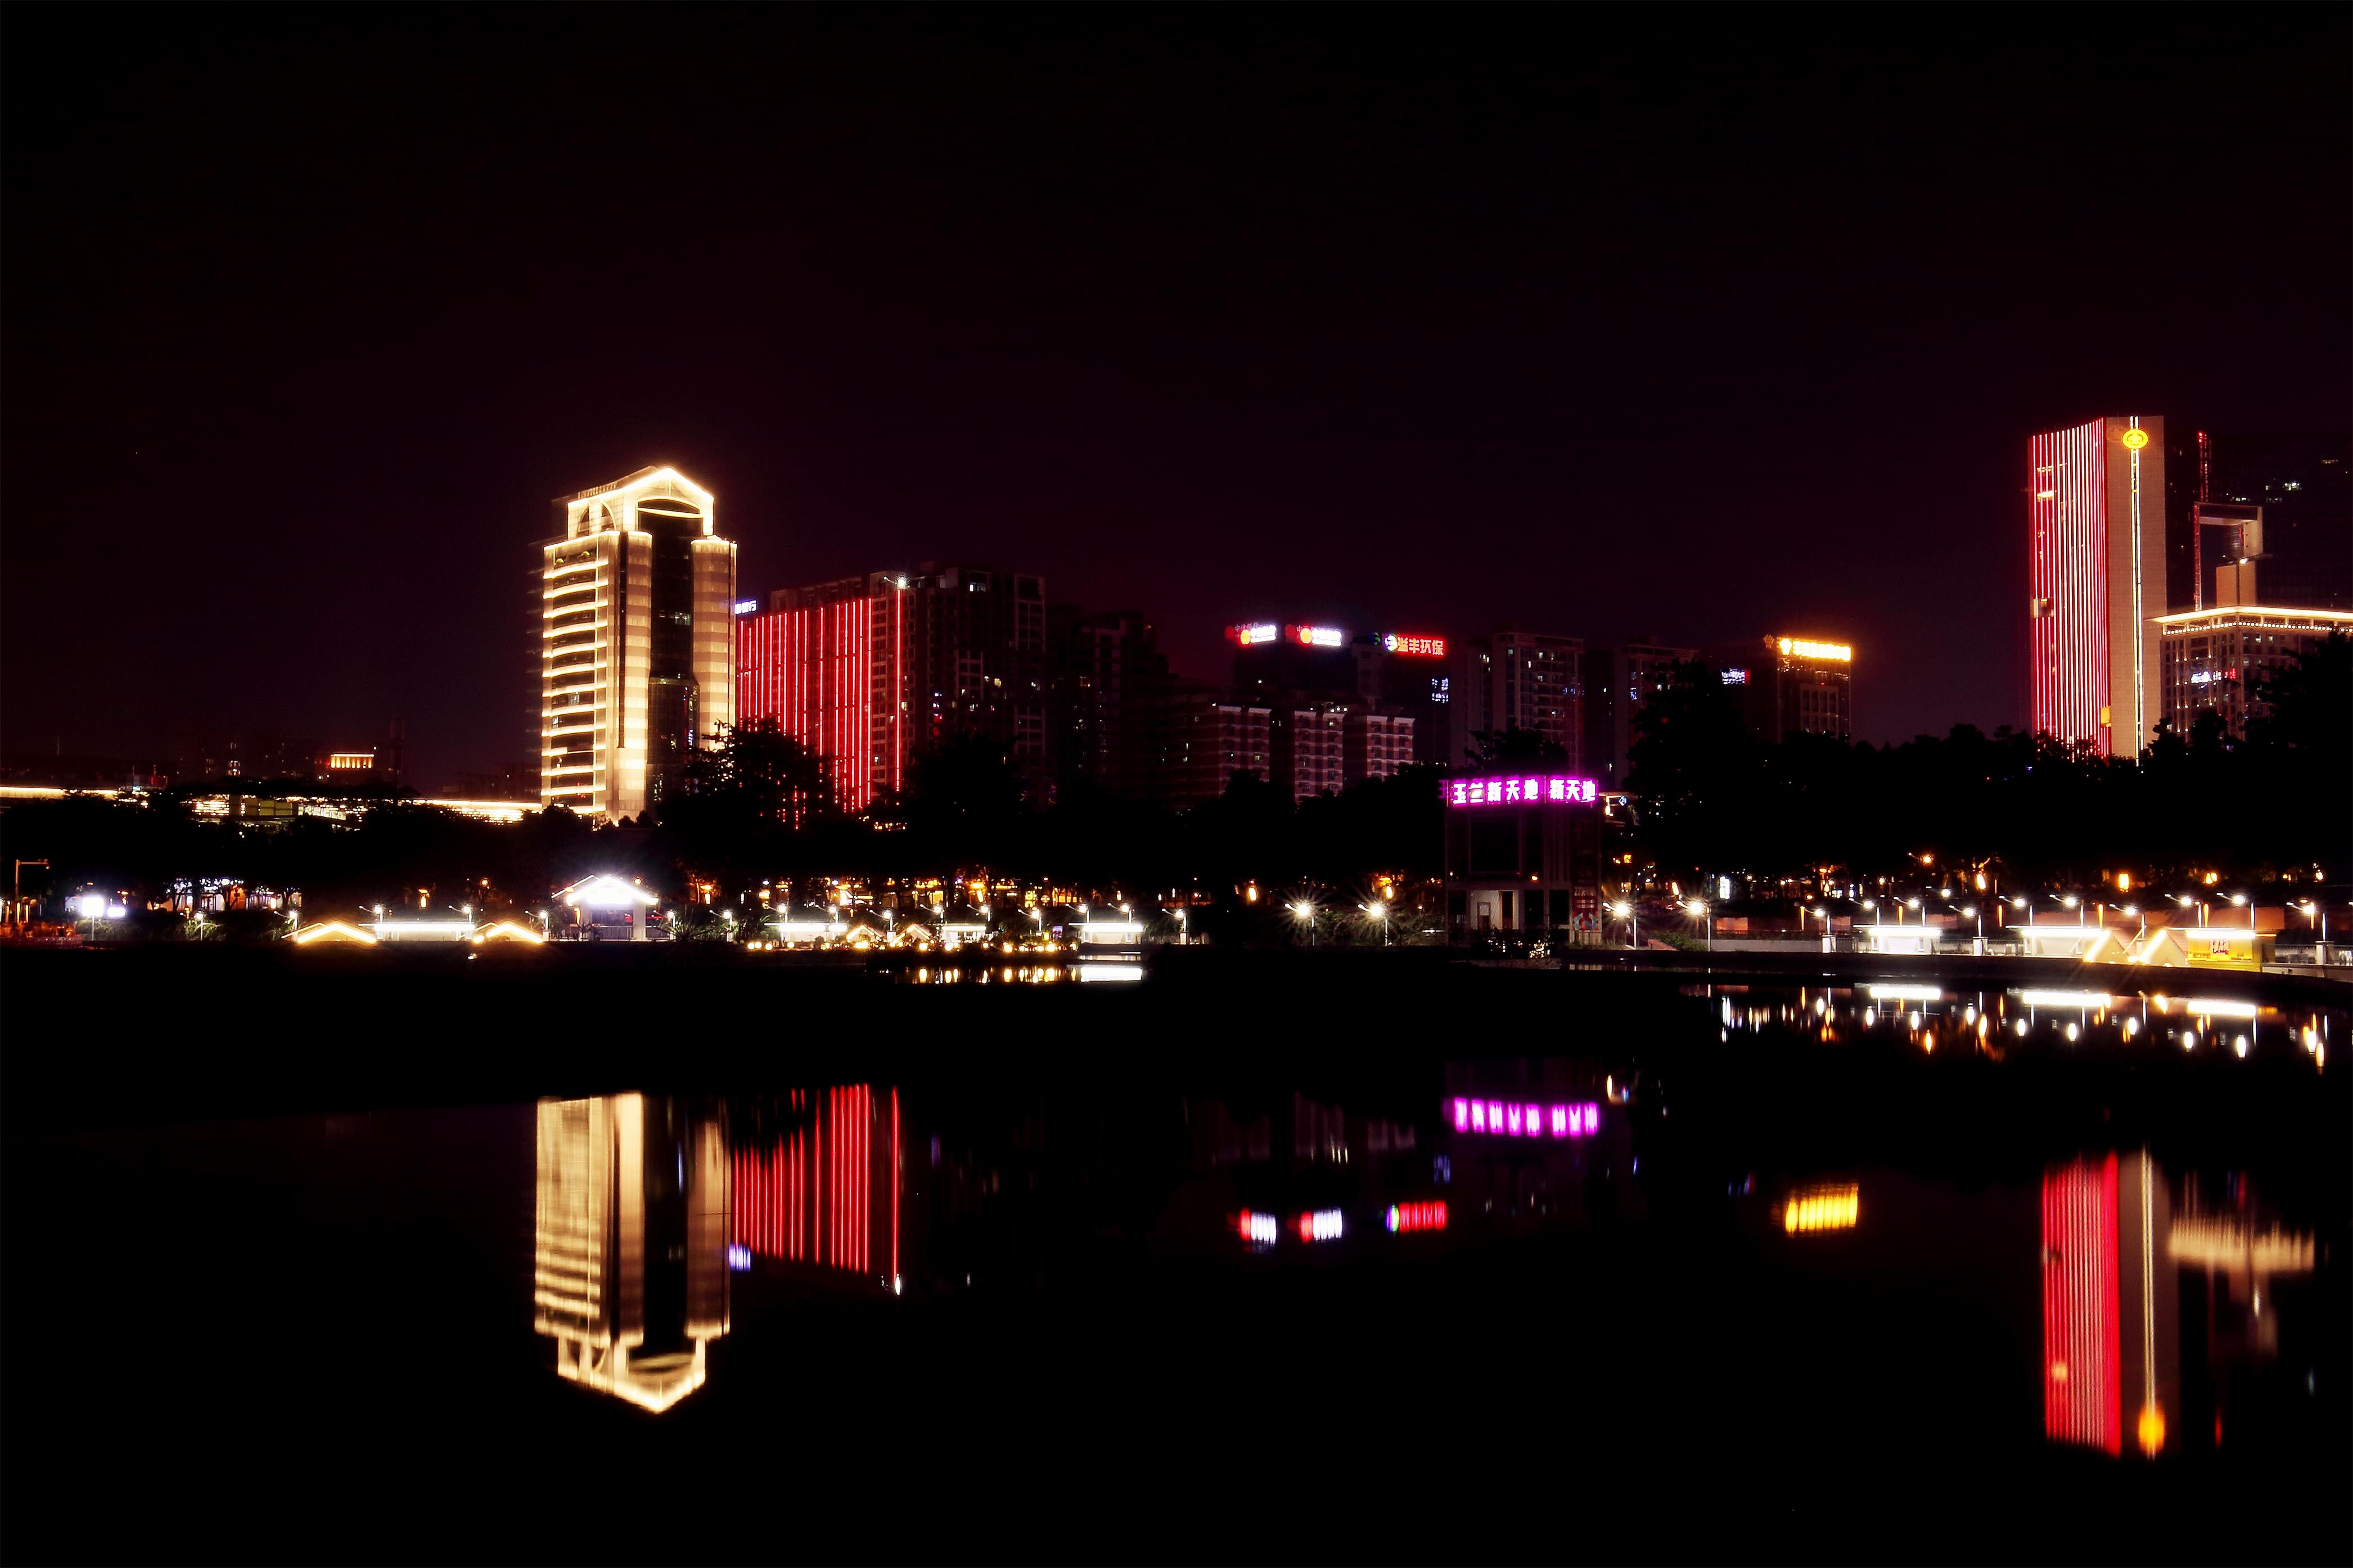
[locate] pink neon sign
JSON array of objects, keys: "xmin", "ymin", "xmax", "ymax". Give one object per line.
[
  {"xmin": 1448, "ymin": 775, "xmax": 1597, "ymax": 807},
  {"xmin": 1452, "ymin": 1099, "xmax": 1600, "ymax": 1138}
]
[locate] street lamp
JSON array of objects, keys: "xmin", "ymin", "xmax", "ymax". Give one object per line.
[
  {"xmin": 2297, "ymin": 899, "xmax": 2327, "ymax": 949},
  {"xmin": 1363, "ymin": 900, "xmax": 1390, "ymax": 946},
  {"xmin": 1612, "ymin": 900, "xmax": 1635, "ymax": 950},
  {"xmin": 2176, "ymin": 893, "xmax": 2205, "ymax": 928},
  {"xmin": 2122, "ymin": 904, "xmax": 2144, "ymax": 941},
  {"xmin": 2229, "ymin": 892, "xmax": 2251, "ymax": 930},
  {"xmin": 1292, "ymin": 900, "xmax": 1316, "ymax": 946},
  {"xmin": 1685, "ymin": 898, "xmax": 1711, "ymax": 951}
]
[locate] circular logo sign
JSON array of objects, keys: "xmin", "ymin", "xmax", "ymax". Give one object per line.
[{"xmin": 2120, "ymin": 428, "xmax": 2149, "ymax": 451}]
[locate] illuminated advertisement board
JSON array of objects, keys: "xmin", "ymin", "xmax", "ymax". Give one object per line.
[
  {"xmin": 1286, "ymin": 623, "xmax": 1345, "ymax": 648},
  {"xmin": 1226, "ymin": 623, "xmax": 1281, "ymax": 647},
  {"xmin": 1450, "ymin": 1099, "xmax": 1601, "ymax": 1138},
  {"xmin": 1446, "ymin": 775, "xmax": 1598, "ymax": 807},
  {"xmin": 1774, "ymin": 636, "xmax": 1852, "ymax": 663},
  {"xmin": 1381, "ymin": 634, "xmax": 1446, "ymax": 657}
]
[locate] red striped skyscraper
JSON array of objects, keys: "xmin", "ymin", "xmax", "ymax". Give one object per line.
[
  {"xmin": 2028, "ymin": 416, "xmax": 2168, "ymax": 757},
  {"xmin": 735, "ymin": 575, "xmax": 909, "ymax": 811}
]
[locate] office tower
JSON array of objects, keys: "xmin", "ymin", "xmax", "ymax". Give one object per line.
[
  {"xmin": 1353, "ymin": 631, "xmax": 1452, "ymax": 765},
  {"xmin": 1270, "ymin": 701, "xmax": 1347, "ymax": 803},
  {"xmin": 1155, "ymin": 680, "xmax": 1270, "ymax": 807},
  {"xmin": 900, "ymin": 563, "xmax": 1051, "ymax": 793},
  {"xmin": 2028, "ymin": 417, "xmax": 2168, "ymax": 757},
  {"xmin": 1447, "ymin": 631, "xmax": 1583, "ymax": 768},
  {"xmin": 2206, "ymin": 432, "xmax": 2351, "ymax": 612},
  {"xmin": 1049, "ymin": 608, "xmax": 1168, "ymax": 801},
  {"xmin": 538, "ymin": 467, "xmax": 737, "ymax": 821},
  {"xmin": 737, "ymin": 573, "xmax": 909, "ymax": 811},
  {"xmin": 534, "ymin": 1093, "xmax": 732, "ymax": 1413},
  {"xmin": 1712, "ymin": 635, "xmax": 1855, "ymax": 744},
  {"xmin": 1583, "ymin": 641, "xmax": 1696, "ymax": 785},
  {"xmin": 2155, "ymin": 605, "xmax": 2353, "ymax": 738},
  {"xmin": 1342, "ymin": 709, "xmax": 1415, "ymax": 785}
]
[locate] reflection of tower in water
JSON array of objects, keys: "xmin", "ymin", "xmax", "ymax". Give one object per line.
[
  {"xmin": 2041, "ymin": 1151, "xmax": 2178, "ymax": 1457},
  {"xmin": 533, "ymin": 1095, "xmax": 731, "ymax": 1412},
  {"xmin": 731, "ymin": 1086, "xmax": 900, "ymax": 1290}
]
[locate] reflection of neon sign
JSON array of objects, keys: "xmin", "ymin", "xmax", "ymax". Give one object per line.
[
  {"xmin": 1287, "ymin": 624, "xmax": 1345, "ymax": 648},
  {"xmin": 1297, "ymin": 1209, "xmax": 1344, "ymax": 1242},
  {"xmin": 1237, "ymin": 1209, "xmax": 1279, "ymax": 1246},
  {"xmin": 1383, "ymin": 634, "xmax": 1446, "ymax": 657},
  {"xmin": 1452, "ymin": 1099, "xmax": 1601, "ymax": 1138},
  {"xmin": 1782, "ymin": 1185, "xmax": 1859, "ymax": 1233},
  {"xmin": 1448, "ymin": 775, "xmax": 1598, "ymax": 807},
  {"xmin": 1227, "ymin": 623, "xmax": 1281, "ymax": 647},
  {"xmin": 1721, "ymin": 668, "xmax": 1749, "ymax": 685},
  {"xmin": 1386, "ymin": 1201, "xmax": 1447, "ymax": 1233}
]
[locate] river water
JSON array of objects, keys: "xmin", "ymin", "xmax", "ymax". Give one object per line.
[{"xmin": 3, "ymin": 959, "xmax": 2343, "ymax": 1561}]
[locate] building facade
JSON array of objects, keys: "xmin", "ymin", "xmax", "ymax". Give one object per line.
[
  {"xmin": 1353, "ymin": 631, "xmax": 1452, "ymax": 766},
  {"xmin": 1713, "ymin": 635, "xmax": 1855, "ymax": 744},
  {"xmin": 1440, "ymin": 772, "xmax": 1607, "ymax": 943},
  {"xmin": 539, "ymin": 467, "xmax": 737, "ymax": 821},
  {"xmin": 2154, "ymin": 605, "xmax": 2353, "ymax": 739},
  {"xmin": 1448, "ymin": 631, "xmax": 1583, "ymax": 768},
  {"xmin": 1049, "ymin": 608, "xmax": 1167, "ymax": 801},
  {"xmin": 1583, "ymin": 641, "xmax": 1696, "ymax": 785},
  {"xmin": 1271, "ymin": 701, "xmax": 1347, "ymax": 803},
  {"xmin": 737, "ymin": 575, "xmax": 909, "ymax": 811},
  {"xmin": 2204, "ymin": 432, "xmax": 2351, "ymax": 612},
  {"xmin": 2029, "ymin": 417, "xmax": 2168, "ymax": 758},
  {"xmin": 1342, "ymin": 709, "xmax": 1415, "ymax": 786}
]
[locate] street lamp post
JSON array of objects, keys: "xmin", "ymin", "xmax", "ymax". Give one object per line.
[
  {"xmin": 1292, "ymin": 900, "xmax": 1315, "ymax": 947},
  {"xmin": 1612, "ymin": 900, "xmax": 1635, "ymax": 951},
  {"xmin": 1686, "ymin": 898, "xmax": 1711, "ymax": 952},
  {"xmin": 2229, "ymin": 892, "xmax": 2251, "ymax": 930}
]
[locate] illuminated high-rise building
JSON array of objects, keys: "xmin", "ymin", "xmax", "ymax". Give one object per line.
[
  {"xmin": 1447, "ymin": 630, "xmax": 1582, "ymax": 767},
  {"xmin": 1712, "ymin": 635, "xmax": 1855, "ymax": 744},
  {"xmin": 737, "ymin": 573, "xmax": 910, "ymax": 811},
  {"xmin": 1583, "ymin": 640, "xmax": 1695, "ymax": 784},
  {"xmin": 2029, "ymin": 417, "xmax": 2169, "ymax": 757},
  {"xmin": 533, "ymin": 1094, "xmax": 732, "ymax": 1413},
  {"xmin": 538, "ymin": 467, "xmax": 738, "ymax": 821}
]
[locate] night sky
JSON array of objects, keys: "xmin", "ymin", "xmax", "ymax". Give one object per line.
[{"xmin": 6, "ymin": 9, "xmax": 2346, "ymax": 789}]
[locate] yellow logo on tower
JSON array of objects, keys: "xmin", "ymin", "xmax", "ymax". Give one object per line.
[{"xmin": 2120, "ymin": 428, "xmax": 2150, "ymax": 451}]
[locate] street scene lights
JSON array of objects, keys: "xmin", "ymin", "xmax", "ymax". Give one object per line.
[
  {"xmin": 1685, "ymin": 898, "xmax": 1711, "ymax": 951},
  {"xmin": 1291, "ymin": 900, "xmax": 1316, "ymax": 946},
  {"xmin": 2229, "ymin": 892, "xmax": 2252, "ymax": 929},
  {"xmin": 2298, "ymin": 899, "xmax": 2328, "ymax": 946},
  {"xmin": 1612, "ymin": 900, "xmax": 1635, "ymax": 950}
]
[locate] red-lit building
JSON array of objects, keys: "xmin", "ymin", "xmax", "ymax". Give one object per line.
[
  {"xmin": 731, "ymin": 1085, "xmax": 899, "ymax": 1286},
  {"xmin": 735, "ymin": 576, "xmax": 908, "ymax": 811},
  {"xmin": 2030, "ymin": 417, "xmax": 2169, "ymax": 758}
]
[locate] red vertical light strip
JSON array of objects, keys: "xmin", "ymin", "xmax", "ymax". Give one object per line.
[{"xmin": 891, "ymin": 1086, "xmax": 900, "ymax": 1285}]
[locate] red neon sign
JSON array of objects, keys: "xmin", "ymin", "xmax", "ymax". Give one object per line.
[
  {"xmin": 1382, "ymin": 634, "xmax": 1446, "ymax": 657},
  {"xmin": 1386, "ymin": 1201, "xmax": 1446, "ymax": 1233}
]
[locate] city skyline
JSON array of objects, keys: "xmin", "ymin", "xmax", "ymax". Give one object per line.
[{"xmin": 3, "ymin": 10, "xmax": 2345, "ymax": 792}]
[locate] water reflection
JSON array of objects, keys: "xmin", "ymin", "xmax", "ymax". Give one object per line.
[
  {"xmin": 729, "ymin": 1086, "xmax": 899, "ymax": 1289},
  {"xmin": 532, "ymin": 1095, "xmax": 731, "ymax": 1412},
  {"xmin": 2043, "ymin": 1150, "xmax": 2319, "ymax": 1460}
]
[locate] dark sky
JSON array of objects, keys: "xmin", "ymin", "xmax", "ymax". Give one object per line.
[{"xmin": 6, "ymin": 8, "xmax": 2346, "ymax": 788}]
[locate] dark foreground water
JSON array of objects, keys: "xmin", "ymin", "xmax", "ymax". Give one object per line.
[{"xmin": 3, "ymin": 949, "xmax": 2346, "ymax": 1562}]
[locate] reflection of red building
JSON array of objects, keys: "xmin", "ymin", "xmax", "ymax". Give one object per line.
[
  {"xmin": 2041, "ymin": 1151, "xmax": 2177, "ymax": 1458},
  {"xmin": 731, "ymin": 1086, "xmax": 899, "ymax": 1284}
]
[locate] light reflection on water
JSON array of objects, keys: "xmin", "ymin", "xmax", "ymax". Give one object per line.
[{"xmin": 537, "ymin": 976, "xmax": 2335, "ymax": 1477}]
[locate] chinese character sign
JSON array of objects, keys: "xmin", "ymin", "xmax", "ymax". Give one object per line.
[{"xmin": 1446, "ymin": 775, "xmax": 1598, "ymax": 807}]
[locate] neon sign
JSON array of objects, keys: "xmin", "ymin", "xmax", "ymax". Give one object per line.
[
  {"xmin": 1386, "ymin": 1201, "xmax": 1447, "ymax": 1233},
  {"xmin": 733, "ymin": 599, "xmax": 760, "ymax": 615},
  {"xmin": 1775, "ymin": 637, "xmax": 1852, "ymax": 662},
  {"xmin": 1297, "ymin": 1209, "xmax": 1345, "ymax": 1242},
  {"xmin": 1227, "ymin": 623, "xmax": 1281, "ymax": 647},
  {"xmin": 1237, "ymin": 1209, "xmax": 1279, "ymax": 1247},
  {"xmin": 2120, "ymin": 428, "xmax": 2149, "ymax": 451},
  {"xmin": 1447, "ymin": 775, "xmax": 1598, "ymax": 807},
  {"xmin": 1382, "ymin": 634, "xmax": 1446, "ymax": 657},
  {"xmin": 1451, "ymin": 1099, "xmax": 1601, "ymax": 1138},
  {"xmin": 1287, "ymin": 624, "xmax": 1345, "ymax": 648},
  {"xmin": 1721, "ymin": 668, "xmax": 1749, "ymax": 685}
]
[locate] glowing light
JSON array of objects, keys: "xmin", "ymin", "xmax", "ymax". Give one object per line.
[
  {"xmin": 1237, "ymin": 1210, "xmax": 1278, "ymax": 1246},
  {"xmin": 1287, "ymin": 624, "xmax": 1345, "ymax": 648},
  {"xmin": 1381, "ymin": 634, "xmax": 1446, "ymax": 657},
  {"xmin": 1452, "ymin": 1097, "xmax": 1598, "ymax": 1138},
  {"xmin": 727, "ymin": 1244, "xmax": 752, "ymax": 1271},
  {"xmin": 1226, "ymin": 623, "xmax": 1281, "ymax": 647},
  {"xmin": 1297, "ymin": 1208, "xmax": 1345, "ymax": 1242},
  {"xmin": 1386, "ymin": 1201, "xmax": 1448, "ymax": 1233},
  {"xmin": 562, "ymin": 875, "xmax": 660, "ymax": 910},
  {"xmin": 2135, "ymin": 1402, "xmax": 2165, "ymax": 1454},
  {"xmin": 2019, "ymin": 989, "xmax": 2112, "ymax": 1009},
  {"xmin": 1783, "ymin": 1185, "xmax": 1860, "ymax": 1233},
  {"xmin": 471, "ymin": 920, "xmax": 547, "ymax": 945},
  {"xmin": 2120, "ymin": 428, "xmax": 2150, "ymax": 451},
  {"xmin": 2180, "ymin": 997, "xmax": 2257, "ymax": 1018},
  {"xmin": 290, "ymin": 919, "xmax": 377, "ymax": 946},
  {"xmin": 1867, "ymin": 984, "xmax": 1942, "ymax": 1002},
  {"xmin": 1774, "ymin": 636, "xmax": 1853, "ymax": 663},
  {"xmin": 1446, "ymin": 774, "xmax": 1599, "ymax": 807},
  {"xmin": 732, "ymin": 599, "xmax": 760, "ymax": 615}
]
